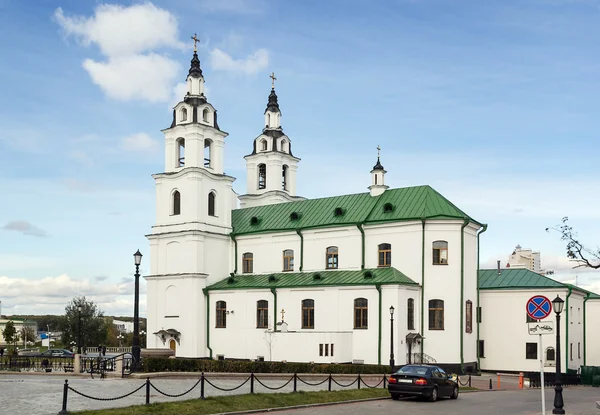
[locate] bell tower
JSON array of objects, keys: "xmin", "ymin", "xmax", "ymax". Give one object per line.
[
  {"xmin": 238, "ymin": 73, "xmax": 304, "ymax": 208},
  {"xmin": 145, "ymin": 35, "xmax": 236, "ymax": 358},
  {"xmin": 369, "ymin": 146, "xmax": 388, "ymax": 197}
]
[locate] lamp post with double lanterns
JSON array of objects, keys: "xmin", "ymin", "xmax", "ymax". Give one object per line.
[
  {"xmin": 77, "ymin": 305, "xmax": 82, "ymax": 354},
  {"xmin": 132, "ymin": 250, "xmax": 143, "ymax": 371},
  {"xmin": 552, "ymin": 295, "xmax": 565, "ymax": 415},
  {"xmin": 389, "ymin": 306, "xmax": 395, "ymax": 372}
]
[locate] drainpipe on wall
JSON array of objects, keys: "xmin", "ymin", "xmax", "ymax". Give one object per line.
[
  {"xmin": 270, "ymin": 288, "xmax": 278, "ymax": 332},
  {"xmin": 296, "ymin": 229, "xmax": 304, "ymax": 271},
  {"xmin": 583, "ymin": 292, "xmax": 590, "ymax": 366},
  {"xmin": 460, "ymin": 219, "xmax": 469, "ymax": 374},
  {"xmin": 565, "ymin": 286, "xmax": 572, "ymax": 371},
  {"xmin": 376, "ymin": 284, "xmax": 382, "ymax": 365},
  {"xmin": 356, "ymin": 223, "xmax": 365, "ymax": 270},
  {"xmin": 420, "ymin": 218, "xmax": 426, "ymax": 355},
  {"xmin": 230, "ymin": 233, "xmax": 238, "ymax": 274},
  {"xmin": 202, "ymin": 288, "xmax": 213, "ymax": 359},
  {"xmin": 476, "ymin": 224, "xmax": 488, "ymax": 372}
]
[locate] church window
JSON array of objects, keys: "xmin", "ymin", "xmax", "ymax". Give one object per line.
[
  {"xmin": 283, "ymin": 249, "xmax": 294, "ymax": 271},
  {"xmin": 526, "ymin": 342, "xmax": 537, "ymax": 359},
  {"xmin": 267, "ymin": 113, "xmax": 271, "ymax": 127},
  {"xmin": 378, "ymin": 243, "xmax": 391, "ymax": 267},
  {"xmin": 302, "ymin": 299, "xmax": 314, "ymax": 329},
  {"xmin": 326, "ymin": 246, "xmax": 338, "ymax": 269},
  {"xmin": 261, "ymin": 139, "xmax": 267, "ymax": 151},
  {"xmin": 432, "ymin": 241, "xmax": 448, "ymax": 265},
  {"xmin": 172, "ymin": 191, "xmax": 181, "ymax": 215},
  {"xmin": 428, "ymin": 299, "xmax": 444, "ymax": 330},
  {"xmin": 466, "ymin": 300, "xmax": 473, "ymax": 333},
  {"xmin": 216, "ymin": 301, "xmax": 227, "ymax": 328},
  {"xmin": 546, "ymin": 347, "xmax": 555, "ymax": 362},
  {"xmin": 242, "ymin": 253, "xmax": 254, "ymax": 273},
  {"xmin": 181, "ymin": 108, "xmax": 187, "ymax": 122},
  {"xmin": 208, "ymin": 192, "xmax": 216, "ymax": 216},
  {"xmin": 281, "ymin": 139, "xmax": 288, "ymax": 153},
  {"xmin": 204, "ymin": 139, "xmax": 212, "ymax": 168},
  {"xmin": 354, "ymin": 298, "xmax": 368, "ymax": 329},
  {"xmin": 177, "ymin": 138, "xmax": 185, "ymax": 167},
  {"xmin": 258, "ymin": 164, "xmax": 266, "ymax": 189},
  {"xmin": 203, "ymin": 108, "xmax": 209, "ymax": 123},
  {"xmin": 407, "ymin": 298, "xmax": 415, "ymax": 330},
  {"xmin": 282, "ymin": 165, "xmax": 288, "ymax": 190},
  {"xmin": 257, "ymin": 300, "xmax": 268, "ymax": 328}
]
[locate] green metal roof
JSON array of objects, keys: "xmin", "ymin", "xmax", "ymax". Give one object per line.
[
  {"xmin": 588, "ymin": 292, "xmax": 600, "ymax": 299},
  {"xmin": 206, "ymin": 267, "xmax": 418, "ymax": 291},
  {"xmin": 479, "ymin": 268, "xmax": 566, "ymax": 290},
  {"xmin": 232, "ymin": 185, "xmax": 480, "ymax": 235}
]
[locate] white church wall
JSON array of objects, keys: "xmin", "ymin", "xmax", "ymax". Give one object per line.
[
  {"xmin": 566, "ymin": 291, "xmax": 586, "ymax": 371},
  {"xmin": 586, "ymin": 300, "xmax": 600, "ymax": 366},
  {"xmin": 301, "ymin": 227, "xmax": 362, "ymax": 272},
  {"xmin": 463, "ymin": 225, "xmax": 479, "ymax": 367},
  {"xmin": 235, "ymin": 233, "xmax": 300, "ymax": 274}
]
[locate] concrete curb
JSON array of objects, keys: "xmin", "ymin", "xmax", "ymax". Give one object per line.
[
  {"xmin": 214, "ymin": 396, "xmax": 390, "ymax": 415},
  {"xmin": 596, "ymin": 400, "xmax": 599, "ymax": 409}
]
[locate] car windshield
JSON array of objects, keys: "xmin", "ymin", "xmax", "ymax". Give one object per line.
[{"xmin": 397, "ymin": 366, "xmax": 429, "ymax": 376}]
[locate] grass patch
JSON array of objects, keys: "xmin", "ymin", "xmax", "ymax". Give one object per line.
[
  {"xmin": 459, "ymin": 387, "xmax": 479, "ymax": 392},
  {"xmin": 71, "ymin": 389, "xmax": 390, "ymax": 415}
]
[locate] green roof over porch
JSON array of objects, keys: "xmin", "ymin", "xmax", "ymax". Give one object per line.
[
  {"xmin": 206, "ymin": 267, "xmax": 418, "ymax": 291},
  {"xmin": 479, "ymin": 268, "xmax": 566, "ymax": 290}
]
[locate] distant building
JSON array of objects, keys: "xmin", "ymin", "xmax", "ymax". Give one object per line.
[
  {"xmin": 0, "ymin": 318, "xmax": 38, "ymax": 346},
  {"xmin": 113, "ymin": 319, "xmax": 134, "ymax": 333},
  {"xmin": 507, "ymin": 245, "xmax": 545, "ymax": 274}
]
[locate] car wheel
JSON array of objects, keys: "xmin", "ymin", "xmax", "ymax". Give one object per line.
[
  {"xmin": 428, "ymin": 387, "xmax": 438, "ymax": 402},
  {"xmin": 391, "ymin": 393, "xmax": 400, "ymax": 400},
  {"xmin": 450, "ymin": 386, "xmax": 459, "ymax": 399}
]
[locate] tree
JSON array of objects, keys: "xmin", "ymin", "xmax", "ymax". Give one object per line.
[
  {"xmin": 62, "ymin": 297, "xmax": 108, "ymax": 350},
  {"xmin": 2, "ymin": 320, "xmax": 16, "ymax": 348},
  {"xmin": 547, "ymin": 217, "xmax": 600, "ymax": 269},
  {"xmin": 19, "ymin": 326, "xmax": 36, "ymax": 346}
]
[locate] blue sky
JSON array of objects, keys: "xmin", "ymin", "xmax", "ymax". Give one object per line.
[{"xmin": 1, "ymin": 0, "xmax": 599, "ymax": 316}]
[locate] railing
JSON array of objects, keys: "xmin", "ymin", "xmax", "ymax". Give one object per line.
[
  {"xmin": 84, "ymin": 353, "xmax": 134, "ymax": 378},
  {"xmin": 57, "ymin": 372, "xmax": 389, "ymax": 414},
  {"xmin": 406, "ymin": 353, "xmax": 437, "ymax": 364},
  {"xmin": 86, "ymin": 347, "xmax": 132, "ymax": 354},
  {"xmin": 527, "ymin": 371, "xmax": 581, "ymax": 388},
  {"xmin": 0, "ymin": 356, "xmax": 75, "ymax": 373}
]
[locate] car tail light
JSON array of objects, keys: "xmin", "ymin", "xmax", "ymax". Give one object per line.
[
  {"xmin": 415, "ymin": 378, "xmax": 427, "ymax": 385},
  {"xmin": 388, "ymin": 377, "xmax": 397, "ymax": 384}
]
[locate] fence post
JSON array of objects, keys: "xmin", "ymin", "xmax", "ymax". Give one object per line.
[
  {"xmin": 145, "ymin": 378, "xmax": 150, "ymax": 405},
  {"xmin": 497, "ymin": 374, "xmax": 501, "ymax": 389},
  {"xmin": 468, "ymin": 375, "xmax": 471, "ymax": 388},
  {"xmin": 328, "ymin": 374, "xmax": 332, "ymax": 392},
  {"xmin": 250, "ymin": 372, "xmax": 254, "ymax": 394},
  {"xmin": 358, "ymin": 373, "xmax": 361, "ymax": 390},
  {"xmin": 58, "ymin": 379, "xmax": 69, "ymax": 415},
  {"xmin": 489, "ymin": 378, "xmax": 492, "ymax": 390},
  {"xmin": 293, "ymin": 373, "xmax": 297, "ymax": 393},
  {"xmin": 200, "ymin": 372, "xmax": 205, "ymax": 400},
  {"xmin": 383, "ymin": 375, "xmax": 387, "ymax": 389},
  {"xmin": 518, "ymin": 373, "xmax": 524, "ymax": 389}
]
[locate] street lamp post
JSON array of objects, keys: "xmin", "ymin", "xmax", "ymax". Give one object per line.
[
  {"xmin": 117, "ymin": 334, "xmax": 124, "ymax": 347},
  {"xmin": 132, "ymin": 250, "xmax": 143, "ymax": 371},
  {"xmin": 77, "ymin": 305, "xmax": 82, "ymax": 355},
  {"xmin": 140, "ymin": 330, "xmax": 146, "ymax": 349},
  {"xmin": 552, "ymin": 295, "xmax": 565, "ymax": 415},
  {"xmin": 389, "ymin": 306, "xmax": 395, "ymax": 372}
]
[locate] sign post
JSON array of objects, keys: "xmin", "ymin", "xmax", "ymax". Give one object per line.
[{"xmin": 526, "ymin": 295, "xmax": 553, "ymax": 415}]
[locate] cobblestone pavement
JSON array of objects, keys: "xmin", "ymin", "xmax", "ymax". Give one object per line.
[
  {"xmin": 272, "ymin": 387, "xmax": 600, "ymax": 415},
  {"xmin": 0, "ymin": 373, "xmax": 384, "ymax": 415}
]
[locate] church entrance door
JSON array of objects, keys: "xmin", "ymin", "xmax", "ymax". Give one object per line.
[{"xmin": 169, "ymin": 339, "xmax": 176, "ymax": 353}]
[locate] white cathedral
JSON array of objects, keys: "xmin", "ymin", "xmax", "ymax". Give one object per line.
[{"xmin": 144, "ymin": 49, "xmax": 600, "ymax": 375}]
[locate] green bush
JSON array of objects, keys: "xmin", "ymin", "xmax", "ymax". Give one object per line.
[{"xmin": 142, "ymin": 358, "xmax": 390, "ymax": 374}]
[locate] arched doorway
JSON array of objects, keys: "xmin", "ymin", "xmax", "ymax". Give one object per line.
[{"xmin": 169, "ymin": 339, "xmax": 176, "ymax": 353}]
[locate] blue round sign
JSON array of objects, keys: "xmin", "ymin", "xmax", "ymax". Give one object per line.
[{"xmin": 526, "ymin": 295, "xmax": 552, "ymax": 320}]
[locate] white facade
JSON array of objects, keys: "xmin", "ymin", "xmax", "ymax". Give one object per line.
[{"xmin": 585, "ymin": 298, "xmax": 600, "ymax": 366}]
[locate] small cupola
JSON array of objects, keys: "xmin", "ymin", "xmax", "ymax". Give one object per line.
[
  {"xmin": 186, "ymin": 34, "xmax": 205, "ymax": 97},
  {"xmin": 369, "ymin": 145, "xmax": 389, "ymax": 197},
  {"xmin": 264, "ymin": 72, "xmax": 282, "ymax": 129}
]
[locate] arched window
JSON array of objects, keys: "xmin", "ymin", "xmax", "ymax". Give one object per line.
[
  {"xmin": 257, "ymin": 300, "xmax": 268, "ymax": 328},
  {"xmin": 204, "ymin": 139, "xmax": 211, "ymax": 168},
  {"xmin": 181, "ymin": 107, "xmax": 187, "ymax": 122},
  {"xmin": 546, "ymin": 347, "xmax": 555, "ymax": 362},
  {"xmin": 216, "ymin": 301, "xmax": 226, "ymax": 328},
  {"xmin": 258, "ymin": 164, "xmax": 267, "ymax": 189},
  {"xmin": 261, "ymin": 139, "xmax": 267, "ymax": 151},
  {"xmin": 177, "ymin": 138, "xmax": 185, "ymax": 167},
  {"xmin": 208, "ymin": 192, "xmax": 216, "ymax": 216},
  {"xmin": 378, "ymin": 243, "xmax": 391, "ymax": 267},
  {"xmin": 302, "ymin": 299, "xmax": 314, "ymax": 329},
  {"xmin": 267, "ymin": 113, "xmax": 271, "ymax": 127},
  {"xmin": 407, "ymin": 298, "xmax": 415, "ymax": 330},
  {"xmin": 466, "ymin": 300, "xmax": 473, "ymax": 333},
  {"xmin": 203, "ymin": 108, "xmax": 209, "ymax": 122},
  {"xmin": 172, "ymin": 190, "xmax": 181, "ymax": 215},
  {"xmin": 429, "ymin": 299, "xmax": 444, "ymax": 330},
  {"xmin": 326, "ymin": 246, "xmax": 338, "ymax": 269},
  {"xmin": 354, "ymin": 298, "xmax": 368, "ymax": 329},
  {"xmin": 283, "ymin": 249, "xmax": 294, "ymax": 271},
  {"xmin": 281, "ymin": 139, "xmax": 288, "ymax": 153},
  {"xmin": 243, "ymin": 252, "xmax": 254, "ymax": 273},
  {"xmin": 433, "ymin": 241, "xmax": 448, "ymax": 265},
  {"xmin": 282, "ymin": 165, "xmax": 288, "ymax": 190}
]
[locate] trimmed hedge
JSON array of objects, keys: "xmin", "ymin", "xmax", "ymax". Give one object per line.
[{"xmin": 142, "ymin": 357, "xmax": 390, "ymax": 374}]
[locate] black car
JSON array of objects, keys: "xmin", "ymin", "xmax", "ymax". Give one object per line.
[{"xmin": 388, "ymin": 364, "xmax": 458, "ymax": 402}]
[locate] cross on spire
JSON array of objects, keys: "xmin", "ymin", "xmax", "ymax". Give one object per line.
[
  {"xmin": 377, "ymin": 145, "xmax": 381, "ymax": 158},
  {"xmin": 270, "ymin": 72, "xmax": 277, "ymax": 89},
  {"xmin": 191, "ymin": 33, "xmax": 200, "ymax": 52}
]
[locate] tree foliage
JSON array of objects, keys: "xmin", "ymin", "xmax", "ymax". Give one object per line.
[
  {"xmin": 547, "ymin": 217, "xmax": 600, "ymax": 269},
  {"xmin": 62, "ymin": 297, "xmax": 108, "ymax": 348},
  {"xmin": 2, "ymin": 320, "xmax": 17, "ymax": 346},
  {"xmin": 19, "ymin": 326, "xmax": 36, "ymax": 345}
]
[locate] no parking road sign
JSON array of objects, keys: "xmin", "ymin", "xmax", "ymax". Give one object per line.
[{"xmin": 526, "ymin": 295, "xmax": 552, "ymax": 320}]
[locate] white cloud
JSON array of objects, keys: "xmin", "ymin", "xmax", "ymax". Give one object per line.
[
  {"xmin": 120, "ymin": 132, "xmax": 160, "ymax": 154},
  {"xmin": 2, "ymin": 221, "xmax": 48, "ymax": 237},
  {"xmin": 210, "ymin": 48, "xmax": 269, "ymax": 74}
]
